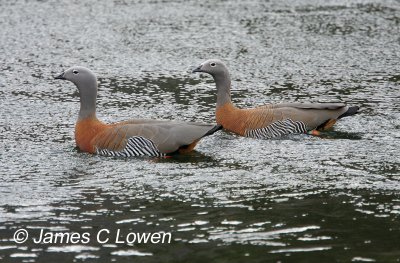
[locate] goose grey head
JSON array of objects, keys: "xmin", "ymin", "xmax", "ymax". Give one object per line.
[
  {"xmin": 54, "ymin": 66, "xmax": 97, "ymax": 90},
  {"xmin": 54, "ymin": 66, "xmax": 98, "ymax": 119},
  {"xmin": 192, "ymin": 59, "xmax": 228, "ymax": 77}
]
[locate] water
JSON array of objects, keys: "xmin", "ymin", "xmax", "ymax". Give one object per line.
[{"xmin": 0, "ymin": 0, "xmax": 399, "ymax": 262}]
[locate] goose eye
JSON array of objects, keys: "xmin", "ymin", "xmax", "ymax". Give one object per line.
[
  {"xmin": 210, "ymin": 62, "xmax": 216, "ymax": 67},
  {"xmin": 73, "ymin": 70, "xmax": 79, "ymax": 75}
]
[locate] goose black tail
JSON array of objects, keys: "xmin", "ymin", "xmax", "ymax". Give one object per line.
[
  {"xmin": 338, "ymin": 106, "xmax": 359, "ymax": 119},
  {"xmin": 202, "ymin": 124, "xmax": 223, "ymax": 138}
]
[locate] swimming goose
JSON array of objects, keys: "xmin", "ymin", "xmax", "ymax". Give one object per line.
[
  {"xmin": 192, "ymin": 59, "xmax": 358, "ymax": 139},
  {"xmin": 55, "ymin": 66, "xmax": 221, "ymax": 157}
]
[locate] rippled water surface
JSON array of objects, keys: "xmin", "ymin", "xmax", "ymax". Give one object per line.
[{"xmin": 1, "ymin": 0, "xmax": 400, "ymax": 262}]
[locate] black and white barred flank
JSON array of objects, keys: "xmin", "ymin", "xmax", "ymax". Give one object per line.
[
  {"xmin": 96, "ymin": 136, "xmax": 165, "ymax": 157},
  {"xmin": 245, "ymin": 119, "xmax": 307, "ymax": 139}
]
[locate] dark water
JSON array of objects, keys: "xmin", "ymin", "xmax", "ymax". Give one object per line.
[{"xmin": 1, "ymin": 0, "xmax": 399, "ymax": 262}]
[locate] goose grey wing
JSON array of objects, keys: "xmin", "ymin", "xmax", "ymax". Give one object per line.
[
  {"xmin": 271, "ymin": 102, "xmax": 346, "ymax": 110},
  {"xmin": 92, "ymin": 122, "xmax": 221, "ymax": 156},
  {"xmin": 146, "ymin": 122, "xmax": 221, "ymax": 153},
  {"xmin": 120, "ymin": 119, "xmax": 215, "ymax": 126}
]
